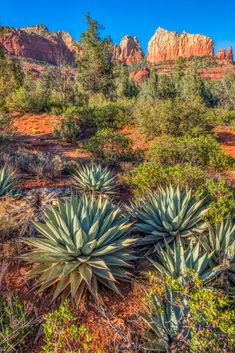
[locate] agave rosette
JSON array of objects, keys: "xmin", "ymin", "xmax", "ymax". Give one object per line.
[
  {"xmin": 0, "ymin": 167, "xmax": 20, "ymax": 198},
  {"xmin": 22, "ymin": 195, "xmax": 136, "ymax": 305},
  {"xmin": 71, "ymin": 163, "xmax": 117, "ymax": 195},
  {"xmin": 131, "ymin": 185, "xmax": 208, "ymax": 250},
  {"xmin": 153, "ymin": 238, "xmax": 218, "ymax": 283},
  {"xmin": 209, "ymin": 218, "xmax": 235, "ymax": 284},
  {"xmin": 141, "ymin": 289, "xmax": 188, "ymax": 352}
]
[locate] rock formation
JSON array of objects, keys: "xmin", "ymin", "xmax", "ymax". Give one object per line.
[
  {"xmin": 217, "ymin": 47, "xmax": 233, "ymax": 63},
  {"xmin": 147, "ymin": 27, "xmax": 214, "ymax": 63},
  {"xmin": 113, "ymin": 35, "xmax": 144, "ymax": 65},
  {"xmin": 217, "ymin": 48, "xmax": 226, "ymax": 59},
  {"xmin": 129, "ymin": 67, "xmax": 150, "ymax": 84},
  {"xmin": 226, "ymin": 47, "xmax": 233, "ymax": 63},
  {"xmin": 0, "ymin": 25, "xmax": 78, "ymax": 65}
]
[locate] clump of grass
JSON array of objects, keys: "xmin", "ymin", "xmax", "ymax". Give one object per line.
[{"xmin": 0, "ymin": 295, "xmax": 32, "ymax": 353}]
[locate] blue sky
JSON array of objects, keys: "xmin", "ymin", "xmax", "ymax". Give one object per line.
[{"xmin": 1, "ymin": 0, "xmax": 235, "ymax": 54}]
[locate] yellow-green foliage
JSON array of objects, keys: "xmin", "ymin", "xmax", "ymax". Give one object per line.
[
  {"xmin": 41, "ymin": 300, "xmax": 94, "ymax": 353},
  {"xmin": 146, "ymin": 135, "xmax": 234, "ymax": 172},
  {"xmin": 85, "ymin": 128, "xmax": 132, "ymax": 164},
  {"xmin": 133, "ymin": 97, "xmax": 216, "ymax": 137}
]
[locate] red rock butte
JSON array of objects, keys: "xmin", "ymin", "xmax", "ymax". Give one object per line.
[
  {"xmin": 113, "ymin": 35, "xmax": 144, "ymax": 65},
  {"xmin": 0, "ymin": 24, "xmax": 233, "ymax": 68},
  {"xmin": 147, "ymin": 27, "xmax": 214, "ymax": 63},
  {"xmin": 0, "ymin": 24, "xmax": 78, "ymax": 65},
  {"xmin": 217, "ymin": 47, "xmax": 234, "ymax": 62}
]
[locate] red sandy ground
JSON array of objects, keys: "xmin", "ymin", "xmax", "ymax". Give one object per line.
[
  {"xmin": 11, "ymin": 114, "xmax": 235, "ymax": 189},
  {"xmin": 217, "ymin": 128, "xmax": 235, "ymax": 158},
  {"xmin": 12, "ymin": 115, "xmax": 152, "ymax": 190}
]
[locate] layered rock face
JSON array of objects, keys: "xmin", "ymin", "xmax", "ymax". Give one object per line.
[
  {"xmin": 147, "ymin": 27, "xmax": 214, "ymax": 63},
  {"xmin": 0, "ymin": 25, "xmax": 77, "ymax": 65},
  {"xmin": 113, "ymin": 35, "xmax": 144, "ymax": 65}
]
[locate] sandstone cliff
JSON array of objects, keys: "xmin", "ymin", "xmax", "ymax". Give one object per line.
[
  {"xmin": 0, "ymin": 25, "xmax": 78, "ymax": 65},
  {"xmin": 113, "ymin": 35, "xmax": 144, "ymax": 65},
  {"xmin": 147, "ymin": 27, "xmax": 214, "ymax": 63}
]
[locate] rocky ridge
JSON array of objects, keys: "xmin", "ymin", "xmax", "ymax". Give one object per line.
[
  {"xmin": 0, "ymin": 24, "xmax": 233, "ymax": 70},
  {"xmin": 0, "ymin": 25, "xmax": 78, "ymax": 65}
]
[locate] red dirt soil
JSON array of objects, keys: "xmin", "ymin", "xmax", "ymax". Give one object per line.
[
  {"xmin": 13, "ymin": 113, "xmax": 90, "ymax": 156},
  {"xmin": 217, "ymin": 128, "xmax": 235, "ymax": 158},
  {"xmin": 13, "ymin": 113, "xmax": 60, "ymax": 136},
  {"xmin": 0, "ymin": 252, "xmax": 147, "ymax": 353},
  {"xmin": 119, "ymin": 126, "xmax": 153, "ymax": 151}
]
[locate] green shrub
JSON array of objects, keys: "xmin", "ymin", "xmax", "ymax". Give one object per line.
[
  {"xmin": 124, "ymin": 162, "xmax": 205, "ymax": 196},
  {"xmin": 85, "ymin": 128, "xmax": 132, "ymax": 164},
  {"xmin": 90, "ymin": 101, "xmax": 132, "ymax": 129},
  {"xmin": 41, "ymin": 300, "xmax": 94, "ymax": 353},
  {"xmin": 0, "ymin": 295, "xmax": 32, "ymax": 353},
  {"xmin": 231, "ymin": 120, "xmax": 235, "ymax": 130},
  {"xmin": 133, "ymin": 97, "xmax": 216, "ymax": 137},
  {"xmin": 7, "ymin": 85, "xmax": 49, "ymax": 113},
  {"xmin": 54, "ymin": 116, "xmax": 82, "ymax": 142},
  {"xmin": 53, "ymin": 106, "xmax": 93, "ymax": 142},
  {"xmin": 207, "ymin": 108, "xmax": 235, "ymax": 126},
  {"xmin": 146, "ymin": 135, "xmax": 233, "ymax": 172}
]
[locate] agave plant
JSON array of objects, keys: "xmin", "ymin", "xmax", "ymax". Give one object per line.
[
  {"xmin": 22, "ymin": 195, "xmax": 136, "ymax": 305},
  {"xmin": 209, "ymin": 218, "xmax": 235, "ymax": 284},
  {"xmin": 0, "ymin": 167, "xmax": 20, "ymax": 198},
  {"xmin": 71, "ymin": 163, "xmax": 118, "ymax": 195},
  {"xmin": 131, "ymin": 185, "xmax": 208, "ymax": 251},
  {"xmin": 142, "ymin": 289, "xmax": 188, "ymax": 352},
  {"xmin": 153, "ymin": 239, "xmax": 218, "ymax": 284}
]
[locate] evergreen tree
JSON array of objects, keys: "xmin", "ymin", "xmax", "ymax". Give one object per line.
[
  {"xmin": 146, "ymin": 67, "xmax": 158, "ymax": 99},
  {"xmin": 76, "ymin": 14, "xmax": 114, "ymax": 98},
  {"xmin": 115, "ymin": 64, "xmax": 139, "ymax": 98},
  {"xmin": 180, "ymin": 65, "xmax": 204, "ymax": 99},
  {"xmin": 174, "ymin": 56, "xmax": 186, "ymax": 81},
  {"xmin": 157, "ymin": 74, "xmax": 176, "ymax": 99},
  {"xmin": 0, "ymin": 47, "xmax": 23, "ymax": 108}
]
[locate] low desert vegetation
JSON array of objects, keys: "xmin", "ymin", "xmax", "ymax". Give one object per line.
[{"xmin": 0, "ymin": 13, "xmax": 235, "ymax": 353}]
